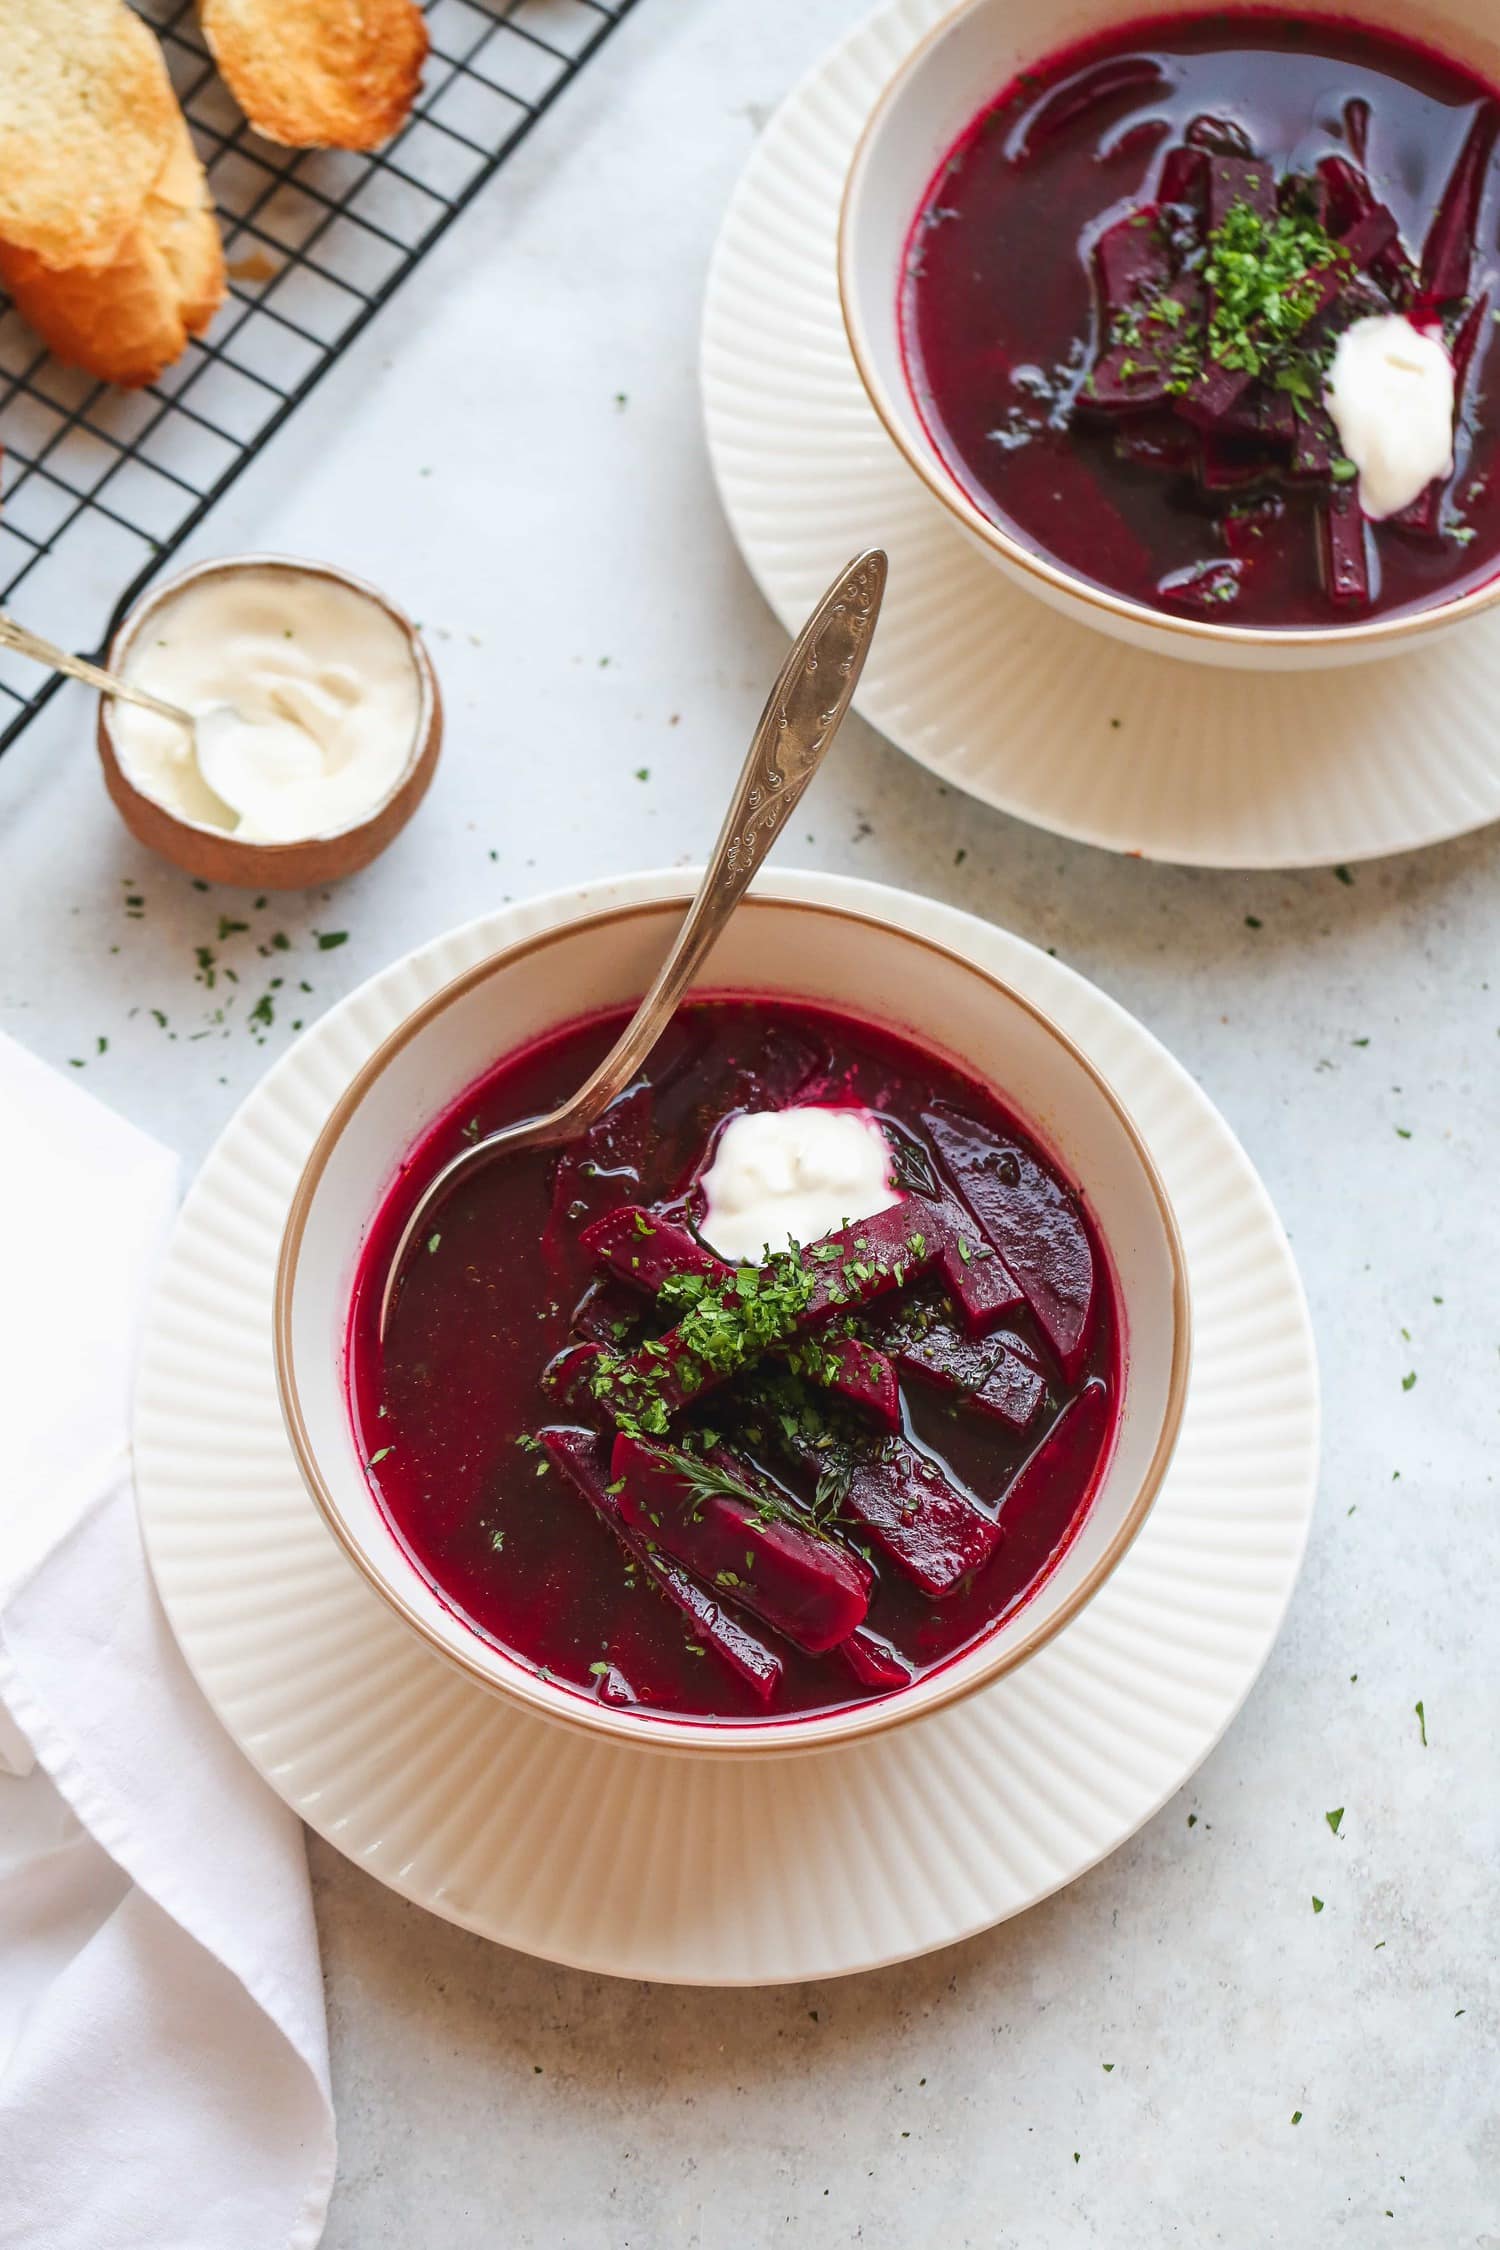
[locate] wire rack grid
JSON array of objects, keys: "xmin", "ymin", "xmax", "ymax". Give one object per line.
[{"xmin": 0, "ymin": 0, "xmax": 639, "ymax": 757}]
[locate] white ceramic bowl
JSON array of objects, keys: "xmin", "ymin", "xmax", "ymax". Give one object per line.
[
  {"xmin": 275, "ymin": 890, "xmax": 1190, "ymax": 1756},
  {"xmin": 839, "ymin": 0, "xmax": 1500, "ymax": 669}
]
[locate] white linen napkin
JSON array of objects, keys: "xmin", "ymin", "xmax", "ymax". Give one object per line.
[{"xmin": 0, "ymin": 1033, "xmax": 335, "ymax": 2250}]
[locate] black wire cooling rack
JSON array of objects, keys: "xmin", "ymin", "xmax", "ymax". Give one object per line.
[{"xmin": 0, "ymin": 0, "xmax": 638, "ymax": 756}]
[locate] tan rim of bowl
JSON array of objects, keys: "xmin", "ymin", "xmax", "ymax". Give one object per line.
[
  {"xmin": 274, "ymin": 892, "xmax": 1194, "ymax": 1756},
  {"xmin": 97, "ymin": 554, "xmax": 442, "ymax": 891},
  {"xmin": 836, "ymin": 0, "xmax": 1500, "ymax": 655}
]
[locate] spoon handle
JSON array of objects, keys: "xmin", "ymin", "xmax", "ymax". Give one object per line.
[
  {"xmin": 560, "ymin": 548, "xmax": 887, "ymax": 1124},
  {"xmin": 0, "ymin": 609, "xmax": 193, "ymax": 726}
]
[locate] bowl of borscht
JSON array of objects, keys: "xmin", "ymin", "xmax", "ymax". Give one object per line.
[
  {"xmin": 840, "ymin": 0, "xmax": 1500, "ymax": 664},
  {"xmin": 274, "ymin": 885, "xmax": 1189, "ymax": 1755}
]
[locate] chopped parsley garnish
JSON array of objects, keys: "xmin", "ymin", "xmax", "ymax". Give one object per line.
[{"xmin": 1201, "ymin": 200, "xmax": 1348, "ymax": 380}]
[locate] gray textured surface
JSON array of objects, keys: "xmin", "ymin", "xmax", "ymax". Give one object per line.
[{"xmin": 0, "ymin": 1, "xmax": 1495, "ymax": 2241}]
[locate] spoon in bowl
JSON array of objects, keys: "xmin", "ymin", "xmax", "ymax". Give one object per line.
[
  {"xmin": 377, "ymin": 545, "xmax": 888, "ymax": 1340},
  {"xmin": 0, "ymin": 608, "xmax": 202, "ymax": 730},
  {"xmin": 0, "ymin": 608, "xmax": 286, "ymax": 827}
]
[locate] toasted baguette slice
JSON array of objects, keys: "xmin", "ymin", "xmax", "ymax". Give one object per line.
[
  {"xmin": 0, "ymin": 0, "xmax": 180, "ymax": 270},
  {"xmin": 201, "ymin": 0, "xmax": 428, "ymax": 150},
  {"xmin": 0, "ymin": 115, "xmax": 225, "ymax": 387}
]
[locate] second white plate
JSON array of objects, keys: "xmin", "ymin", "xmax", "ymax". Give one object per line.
[
  {"xmin": 700, "ymin": 0, "xmax": 1500, "ymax": 867},
  {"xmin": 135, "ymin": 870, "xmax": 1319, "ymax": 1984}
]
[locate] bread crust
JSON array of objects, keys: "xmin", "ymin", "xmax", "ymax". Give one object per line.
[
  {"xmin": 0, "ymin": 115, "xmax": 225, "ymax": 387},
  {"xmin": 201, "ymin": 0, "xmax": 429, "ymax": 150},
  {"xmin": 0, "ymin": 0, "xmax": 180, "ymax": 270}
]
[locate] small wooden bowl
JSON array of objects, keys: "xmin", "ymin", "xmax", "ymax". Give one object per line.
[{"xmin": 97, "ymin": 555, "xmax": 442, "ymax": 890}]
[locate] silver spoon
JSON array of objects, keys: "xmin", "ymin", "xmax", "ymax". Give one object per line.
[
  {"xmin": 378, "ymin": 545, "xmax": 888, "ymax": 1340},
  {"xmin": 0, "ymin": 608, "xmax": 283, "ymax": 826},
  {"xmin": 0, "ymin": 608, "xmax": 199, "ymax": 729}
]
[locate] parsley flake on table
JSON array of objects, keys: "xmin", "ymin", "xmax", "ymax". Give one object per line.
[
  {"xmin": 1414, "ymin": 1699, "xmax": 1427, "ymax": 1747},
  {"xmin": 1326, "ymin": 1806, "xmax": 1344, "ymax": 1836}
]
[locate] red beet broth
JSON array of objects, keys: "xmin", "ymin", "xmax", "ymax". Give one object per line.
[
  {"xmin": 348, "ymin": 996, "xmax": 1121, "ymax": 1726},
  {"xmin": 900, "ymin": 8, "xmax": 1500, "ymax": 626}
]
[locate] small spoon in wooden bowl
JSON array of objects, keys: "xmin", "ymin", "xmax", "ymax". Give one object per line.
[
  {"xmin": 0, "ymin": 609, "xmax": 200, "ymax": 730},
  {"xmin": 377, "ymin": 545, "xmax": 889, "ymax": 1340},
  {"xmin": 0, "ymin": 607, "xmax": 274, "ymax": 827}
]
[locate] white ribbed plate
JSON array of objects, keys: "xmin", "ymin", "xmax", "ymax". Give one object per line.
[
  {"xmin": 135, "ymin": 870, "xmax": 1319, "ymax": 1984},
  {"xmin": 701, "ymin": 0, "xmax": 1500, "ymax": 868}
]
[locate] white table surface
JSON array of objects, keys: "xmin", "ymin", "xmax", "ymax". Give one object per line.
[{"xmin": 2, "ymin": 3, "xmax": 1496, "ymax": 2241}]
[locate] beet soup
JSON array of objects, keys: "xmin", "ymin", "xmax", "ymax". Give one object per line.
[
  {"xmin": 348, "ymin": 997, "xmax": 1122, "ymax": 1726},
  {"xmin": 901, "ymin": 9, "xmax": 1500, "ymax": 625}
]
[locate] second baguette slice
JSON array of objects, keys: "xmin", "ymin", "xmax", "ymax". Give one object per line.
[
  {"xmin": 0, "ymin": 116, "xmax": 225, "ymax": 388},
  {"xmin": 202, "ymin": 0, "xmax": 429, "ymax": 150}
]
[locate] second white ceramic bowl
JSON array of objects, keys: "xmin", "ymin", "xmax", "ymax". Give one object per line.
[
  {"xmin": 275, "ymin": 887, "xmax": 1190, "ymax": 1757},
  {"xmin": 839, "ymin": 0, "xmax": 1500, "ymax": 669}
]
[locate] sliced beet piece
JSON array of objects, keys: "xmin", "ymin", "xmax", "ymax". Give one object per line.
[
  {"xmin": 1419, "ymin": 104, "xmax": 1499, "ymax": 309},
  {"xmin": 798, "ymin": 1199, "xmax": 1019, "ymax": 1329},
  {"xmin": 1184, "ymin": 113, "xmax": 1255, "ymax": 160},
  {"xmin": 1085, "ymin": 277, "xmax": 1206, "ymax": 412},
  {"xmin": 818, "ymin": 1334, "xmax": 901, "ymax": 1432},
  {"xmin": 1158, "ymin": 143, "xmax": 1208, "ymax": 208},
  {"xmin": 762, "ymin": 1408, "xmax": 1002, "ymax": 1599},
  {"xmin": 1313, "ymin": 163, "xmax": 1416, "ymax": 302},
  {"xmin": 1316, "ymin": 154, "xmax": 1376, "ymax": 235},
  {"xmin": 1220, "ymin": 491, "xmax": 1286, "ymax": 557},
  {"xmin": 895, "ymin": 1323, "xmax": 1047, "ymax": 1432},
  {"xmin": 1318, "ymin": 485, "xmax": 1372, "ymax": 607},
  {"xmin": 998, "ymin": 1380, "xmax": 1113, "ymax": 1530},
  {"xmin": 612, "ymin": 1435, "xmax": 870, "ymax": 1656},
  {"xmin": 934, "ymin": 1218, "xmax": 1027, "ymax": 1331},
  {"xmin": 924, "ymin": 1103, "xmax": 1096, "ymax": 1381},
  {"xmin": 1092, "ymin": 207, "xmax": 1172, "ymax": 312},
  {"xmin": 544, "ymin": 1084, "xmax": 652, "ymax": 1264},
  {"xmin": 1343, "ymin": 96, "xmax": 1371, "ymax": 168},
  {"xmin": 1011, "ymin": 55, "xmax": 1167, "ymax": 164},
  {"xmin": 1290, "ymin": 408, "xmax": 1337, "ymax": 482},
  {"xmin": 583, "ymin": 1204, "xmax": 727, "ymax": 1294},
  {"xmin": 838, "ymin": 1626, "xmax": 913, "ymax": 1692},
  {"xmin": 1155, "ymin": 556, "xmax": 1245, "ymax": 613},
  {"xmin": 540, "ymin": 1427, "xmax": 782, "ymax": 1704},
  {"xmin": 1391, "ymin": 294, "xmax": 1485, "ymax": 540},
  {"xmin": 1205, "ymin": 152, "xmax": 1275, "ymax": 230},
  {"xmin": 542, "ymin": 1340, "xmax": 610, "ymax": 1415},
  {"xmin": 843, "ymin": 1439, "xmax": 1003, "ymax": 1597},
  {"xmin": 572, "ymin": 1278, "xmax": 646, "ymax": 1346}
]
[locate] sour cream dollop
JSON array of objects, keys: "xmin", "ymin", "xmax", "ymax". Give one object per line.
[
  {"xmin": 1324, "ymin": 314, "xmax": 1455, "ymax": 521},
  {"xmin": 697, "ymin": 1107, "xmax": 900, "ymax": 1263},
  {"xmin": 113, "ymin": 566, "xmax": 423, "ymax": 843}
]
